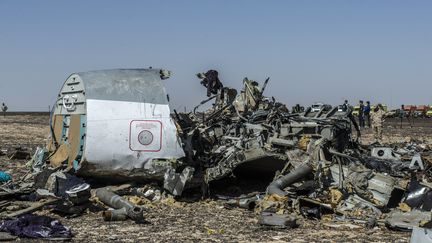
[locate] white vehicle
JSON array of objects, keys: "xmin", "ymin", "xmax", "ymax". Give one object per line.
[{"xmin": 310, "ymin": 102, "xmax": 332, "ymax": 112}]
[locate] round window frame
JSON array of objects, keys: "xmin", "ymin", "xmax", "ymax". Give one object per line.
[{"xmin": 138, "ymin": 130, "xmax": 154, "ymax": 146}]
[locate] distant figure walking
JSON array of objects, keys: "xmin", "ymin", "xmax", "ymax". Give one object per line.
[
  {"xmin": 1, "ymin": 103, "xmax": 7, "ymax": 117},
  {"xmin": 341, "ymin": 100, "xmax": 349, "ymax": 112},
  {"xmin": 364, "ymin": 101, "xmax": 371, "ymax": 128},
  {"xmin": 371, "ymin": 104, "xmax": 385, "ymax": 143},
  {"xmin": 358, "ymin": 100, "xmax": 365, "ymax": 128}
]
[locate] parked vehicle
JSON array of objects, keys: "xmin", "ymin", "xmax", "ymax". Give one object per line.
[
  {"xmin": 353, "ymin": 104, "xmax": 389, "ymax": 116},
  {"xmin": 403, "ymin": 105, "xmax": 417, "ymax": 117},
  {"xmin": 413, "ymin": 105, "xmax": 429, "ymax": 118},
  {"xmin": 426, "ymin": 106, "xmax": 432, "ymax": 118},
  {"xmin": 385, "ymin": 109, "xmax": 399, "ymax": 118},
  {"xmin": 310, "ymin": 102, "xmax": 332, "ymax": 112},
  {"xmin": 352, "ymin": 105, "xmax": 360, "ymax": 116}
]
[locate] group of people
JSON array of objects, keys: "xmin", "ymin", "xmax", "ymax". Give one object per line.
[
  {"xmin": 342, "ymin": 100, "xmax": 386, "ymax": 143},
  {"xmin": 359, "ymin": 100, "xmax": 370, "ymax": 128}
]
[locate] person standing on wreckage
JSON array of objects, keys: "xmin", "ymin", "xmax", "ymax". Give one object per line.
[
  {"xmin": 364, "ymin": 101, "xmax": 371, "ymax": 128},
  {"xmin": 358, "ymin": 100, "xmax": 365, "ymax": 128},
  {"xmin": 197, "ymin": 70, "xmax": 223, "ymax": 97},
  {"xmin": 341, "ymin": 99, "xmax": 349, "ymax": 112},
  {"xmin": 371, "ymin": 104, "xmax": 385, "ymax": 143}
]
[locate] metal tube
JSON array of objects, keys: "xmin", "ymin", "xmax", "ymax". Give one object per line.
[
  {"xmin": 102, "ymin": 208, "xmax": 128, "ymax": 221},
  {"xmin": 96, "ymin": 188, "xmax": 145, "ymax": 222},
  {"xmin": 266, "ymin": 163, "xmax": 313, "ymax": 196},
  {"xmin": 95, "ymin": 188, "xmax": 134, "ymax": 210}
]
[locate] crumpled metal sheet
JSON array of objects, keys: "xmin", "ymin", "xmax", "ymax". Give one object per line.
[
  {"xmin": 258, "ymin": 212, "xmax": 298, "ymax": 228},
  {"xmin": 410, "ymin": 227, "xmax": 432, "ymax": 243},
  {"xmin": 163, "ymin": 166, "xmax": 195, "ymax": 196},
  {"xmin": 330, "ymin": 164, "xmax": 396, "ymax": 207},
  {"xmin": 386, "ymin": 210, "xmax": 431, "ymax": 230}
]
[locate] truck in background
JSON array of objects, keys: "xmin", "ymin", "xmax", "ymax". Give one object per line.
[
  {"xmin": 403, "ymin": 105, "xmax": 417, "ymax": 117},
  {"xmin": 426, "ymin": 106, "xmax": 432, "ymax": 118},
  {"xmin": 413, "ymin": 105, "xmax": 429, "ymax": 118}
]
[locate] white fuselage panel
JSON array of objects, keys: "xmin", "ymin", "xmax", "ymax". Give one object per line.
[{"xmin": 83, "ymin": 99, "xmax": 185, "ymax": 172}]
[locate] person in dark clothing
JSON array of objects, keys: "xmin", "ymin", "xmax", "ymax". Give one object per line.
[
  {"xmin": 364, "ymin": 101, "xmax": 371, "ymax": 128},
  {"xmin": 358, "ymin": 100, "xmax": 365, "ymax": 128},
  {"xmin": 1, "ymin": 103, "xmax": 7, "ymax": 117},
  {"xmin": 197, "ymin": 70, "xmax": 223, "ymax": 97},
  {"xmin": 399, "ymin": 104, "xmax": 413, "ymax": 128},
  {"xmin": 399, "ymin": 104, "xmax": 405, "ymax": 128},
  {"xmin": 342, "ymin": 100, "xmax": 349, "ymax": 112}
]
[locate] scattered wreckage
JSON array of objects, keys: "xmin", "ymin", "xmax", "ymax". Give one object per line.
[{"xmin": 1, "ymin": 68, "xmax": 432, "ymax": 241}]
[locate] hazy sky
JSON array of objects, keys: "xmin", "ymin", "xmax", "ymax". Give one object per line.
[{"xmin": 0, "ymin": 1, "xmax": 431, "ymax": 111}]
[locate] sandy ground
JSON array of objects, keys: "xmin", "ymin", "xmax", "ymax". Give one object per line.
[
  {"xmin": 2, "ymin": 114, "xmax": 432, "ymax": 242},
  {"xmin": 0, "ymin": 114, "xmax": 49, "ymax": 149}
]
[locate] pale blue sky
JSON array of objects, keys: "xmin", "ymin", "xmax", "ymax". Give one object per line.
[{"xmin": 0, "ymin": 1, "xmax": 431, "ymax": 111}]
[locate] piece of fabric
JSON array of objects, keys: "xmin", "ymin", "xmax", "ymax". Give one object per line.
[
  {"xmin": 0, "ymin": 171, "xmax": 12, "ymax": 182},
  {"xmin": 0, "ymin": 214, "xmax": 72, "ymax": 239}
]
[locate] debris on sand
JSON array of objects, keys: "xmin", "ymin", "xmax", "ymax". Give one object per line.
[{"xmin": 2, "ymin": 69, "xmax": 432, "ymax": 241}]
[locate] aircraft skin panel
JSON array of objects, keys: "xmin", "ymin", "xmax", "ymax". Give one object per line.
[{"xmin": 82, "ymin": 99, "xmax": 185, "ymax": 174}]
